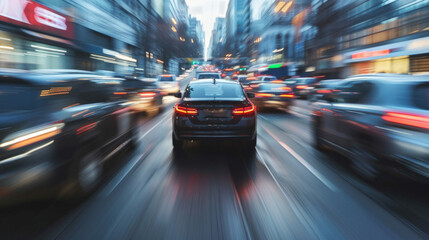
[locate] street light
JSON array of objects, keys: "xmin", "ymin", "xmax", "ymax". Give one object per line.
[
  {"xmin": 171, "ymin": 26, "xmax": 177, "ymax": 32},
  {"xmin": 171, "ymin": 18, "xmax": 177, "ymax": 25}
]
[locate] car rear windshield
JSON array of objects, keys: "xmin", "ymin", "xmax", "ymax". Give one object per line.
[
  {"xmin": 0, "ymin": 84, "xmax": 39, "ymax": 112},
  {"xmin": 198, "ymin": 74, "xmax": 220, "ymax": 79},
  {"xmin": 259, "ymin": 84, "xmax": 287, "ymax": 91},
  {"xmin": 238, "ymin": 77, "xmax": 247, "ymax": 83},
  {"xmin": 414, "ymin": 83, "xmax": 429, "ymax": 110},
  {"xmin": 185, "ymin": 83, "xmax": 244, "ymax": 99},
  {"xmin": 159, "ymin": 76, "xmax": 174, "ymax": 81},
  {"xmin": 264, "ymin": 77, "xmax": 276, "ymax": 81}
]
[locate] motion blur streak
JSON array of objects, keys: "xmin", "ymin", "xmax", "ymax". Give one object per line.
[{"xmin": 0, "ymin": 0, "xmax": 429, "ymax": 239}]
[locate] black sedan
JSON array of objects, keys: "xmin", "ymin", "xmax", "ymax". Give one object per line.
[
  {"xmin": 251, "ymin": 83, "xmax": 294, "ymax": 112},
  {"xmin": 313, "ymin": 74, "xmax": 429, "ymax": 181},
  {"xmin": 172, "ymin": 79, "xmax": 257, "ymax": 149},
  {"xmin": 0, "ymin": 72, "xmax": 137, "ymax": 205}
]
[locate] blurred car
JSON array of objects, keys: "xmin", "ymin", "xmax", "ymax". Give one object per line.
[
  {"xmin": 157, "ymin": 75, "xmax": 180, "ymax": 95},
  {"xmin": 309, "ymin": 79, "xmax": 343, "ymax": 102},
  {"xmin": 313, "ymin": 74, "xmax": 429, "ymax": 181},
  {"xmin": 221, "ymin": 68, "xmax": 235, "ymax": 79},
  {"xmin": 257, "ymin": 75, "xmax": 277, "ymax": 82},
  {"xmin": 242, "ymin": 79, "xmax": 263, "ymax": 92},
  {"xmin": 0, "ymin": 72, "xmax": 137, "ymax": 205},
  {"xmin": 195, "ymin": 72, "xmax": 222, "ymax": 80},
  {"xmin": 251, "ymin": 83, "xmax": 294, "ymax": 112},
  {"xmin": 293, "ymin": 77, "xmax": 318, "ymax": 99},
  {"xmin": 233, "ymin": 75, "xmax": 247, "ymax": 82},
  {"xmin": 173, "ymin": 79, "xmax": 257, "ymax": 149},
  {"xmin": 121, "ymin": 77, "xmax": 163, "ymax": 115}
]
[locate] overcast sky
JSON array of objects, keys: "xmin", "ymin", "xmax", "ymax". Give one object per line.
[
  {"xmin": 185, "ymin": 0, "xmax": 228, "ymax": 59},
  {"xmin": 185, "ymin": 0, "xmax": 269, "ymax": 59}
]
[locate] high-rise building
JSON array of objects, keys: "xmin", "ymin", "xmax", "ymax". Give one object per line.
[{"xmin": 225, "ymin": 0, "xmax": 251, "ymax": 62}]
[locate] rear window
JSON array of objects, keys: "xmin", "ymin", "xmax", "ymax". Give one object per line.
[
  {"xmin": 259, "ymin": 84, "xmax": 287, "ymax": 91},
  {"xmin": 238, "ymin": 77, "xmax": 247, "ymax": 83},
  {"xmin": 185, "ymin": 83, "xmax": 244, "ymax": 99},
  {"xmin": 198, "ymin": 74, "xmax": 220, "ymax": 79},
  {"xmin": 159, "ymin": 76, "xmax": 174, "ymax": 81},
  {"xmin": 264, "ymin": 76, "xmax": 276, "ymax": 81},
  {"xmin": 414, "ymin": 84, "xmax": 429, "ymax": 110},
  {"xmin": 0, "ymin": 84, "xmax": 39, "ymax": 112}
]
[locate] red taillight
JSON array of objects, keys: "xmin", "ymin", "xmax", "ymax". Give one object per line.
[
  {"xmin": 244, "ymin": 87, "xmax": 252, "ymax": 90},
  {"xmin": 383, "ymin": 112, "xmax": 429, "ymax": 130},
  {"xmin": 271, "ymin": 80, "xmax": 283, "ymax": 83},
  {"xmin": 114, "ymin": 92, "xmax": 127, "ymax": 95},
  {"xmin": 221, "ymin": 73, "xmax": 226, "ymax": 78},
  {"xmin": 139, "ymin": 92, "xmax": 156, "ymax": 98},
  {"xmin": 279, "ymin": 87, "xmax": 292, "ymax": 91},
  {"xmin": 175, "ymin": 104, "xmax": 198, "ymax": 116},
  {"xmin": 280, "ymin": 93, "xmax": 294, "ymax": 98},
  {"xmin": 296, "ymin": 85, "xmax": 308, "ymax": 89},
  {"xmin": 232, "ymin": 103, "xmax": 256, "ymax": 116},
  {"xmin": 255, "ymin": 93, "xmax": 274, "ymax": 98},
  {"xmin": 317, "ymin": 89, "xmax": 332, "ymax": 94},
  {"xmin": 250, "ymin": 84, "xmax": 259, "ymax": 88}
]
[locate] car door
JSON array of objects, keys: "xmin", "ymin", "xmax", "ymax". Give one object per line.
[{"xmin": 330, "ymin": 80, "xmax": 375, "ymax": 149}]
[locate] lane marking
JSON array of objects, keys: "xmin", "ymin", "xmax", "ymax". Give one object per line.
[
  {"xmin": 232, "ymin": 183, "xmax": 253, "ymax": 240},
  {"xmin": 138, "ymin": 113, "xmax": 171, "ymax": 141},
  {"xmin": 255, "ymin": 149, "xmax": 324, "ymax": 238},
  {"xmin": 261, "ymin": 125, "xmax": 338, "ymax": 192},
  {"xmin": 101, "ymin": 113, "xmax": 171, "ymax": 197}
]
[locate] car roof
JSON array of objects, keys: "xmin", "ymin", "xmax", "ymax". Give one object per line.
[{"xmin": 189, "ymin": 79, "xmax": 240, "ymax": 85}]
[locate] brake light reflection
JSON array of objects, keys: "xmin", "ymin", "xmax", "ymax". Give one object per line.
[
  {"xmin": 139, "ymin": 92, "xmax": 156, "ymax": 98},
  {"xmin": 255, "ymin": 93, "xmax": 274, "ymax": 98},
  {"xmin": 382, "ymin": 112, "xmax": 429, "ymax": 130}
]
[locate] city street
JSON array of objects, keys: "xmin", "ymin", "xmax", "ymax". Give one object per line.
[{"xmin": 0, "ymin": 74, "xmax": 427, "ymax": 240}]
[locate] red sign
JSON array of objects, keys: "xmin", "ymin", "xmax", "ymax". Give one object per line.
[
  {"xmin": 352, "ymin": 49, "xmax": 390, "ymax": 59},
  {"xmin": 0, "ymin": 0, "xmax": 73, "ymax": 39}
]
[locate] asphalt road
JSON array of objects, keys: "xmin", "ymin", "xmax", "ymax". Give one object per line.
[{"xmin": 0, "ymin": 73, "xmax": 428, "ymax": 240}]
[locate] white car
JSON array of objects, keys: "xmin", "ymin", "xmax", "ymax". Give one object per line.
[
  {"xmin": 157, "ymin": 75, "xmax": 180, "ymax": 95},
  {"xmin": 258, "ymin": 75, "xmax": 277, "ymax": 82}
]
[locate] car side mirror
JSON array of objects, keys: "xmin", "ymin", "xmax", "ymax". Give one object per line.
[
  {"xmin": 247, "ymin": 92, "xmax": 255, "ymax": 98},
  {"xmin": 174, "ymin": 92, "xmax": 182, "ymax": 98}
]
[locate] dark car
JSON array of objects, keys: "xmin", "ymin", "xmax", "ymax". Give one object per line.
[
  {"xmin": 293, "ymin": 77, "xmax": 318, "ymax": 99},
  {"xmin": 309, "ymin": 79, "xmax": 343, "ymax": 102},
  {"xmin": 172, "ymin": 79, "xmax": 257, "ymax": 149},
  {"xmin": 251, "ymin": 83, "xmax": 294, "ymax": 112},
  {"xmin": 312, "ymin": 74, "xmax": 429, "ymax": 181},
  {"xmin": 0, "ymin": 72, "xmax": 137, "ymax": 205},
  {"xmin": 241, "ymin": 79, "xmax": 262, "ymax": 92},
  {"xmin": 121, "ymin": 77, "xmax": 163, "ymax": 115}
]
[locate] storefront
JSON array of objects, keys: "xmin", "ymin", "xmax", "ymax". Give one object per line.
[
  {"xmin": 343, "ymin": 35, "xmax": 429, "ymax": 76},
  {"xmin": 0, "ymin": 0, "xmax": 74, "ymax": 69}
]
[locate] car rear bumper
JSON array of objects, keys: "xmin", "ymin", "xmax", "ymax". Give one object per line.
[
  {"xmin": 175, "ymin": 129, "xmax": 255, "ymax": 141},
  {"xmin": 253, "ymin": 99, "xmax": 292, "ymax": 109}
]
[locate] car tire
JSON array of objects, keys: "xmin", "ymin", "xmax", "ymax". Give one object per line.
[
  {"xmin": 248, "ymin": 137, "xmax": 257, "ymax": 149},
  {"xmin": 350, "ymin": 141, "xmax": 381, "ymax": 182},
  {"xmin": 64, "ymin": 148, "xmax": 103, "ymax": 201},
  {"xmin": 172, "ymin": 134, "xmax": 183, "ymax": 149},
  {"xmin": 314, "ymin": 118, "xmax": 326, "ymax": 151}
]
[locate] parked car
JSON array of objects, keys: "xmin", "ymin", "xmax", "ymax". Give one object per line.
[
  {"xmin": 312, "ymin": 74, "xmax": 429, "ymax": 181},
  {"xmin": 0, "ymin": 72, "xmax": 137, "ymax": 205},
  {"xmin": 251, "ymin": 83, "xmax": 294, "ymax": 112},
  {"xmin": 157, "ymin": 75, "xmax": 180, "ymax": 95},
  {"xmin": 173, "ymin": 79, "xmax": 257, "ymax": 149},
  {"xmin": 121, "ymin": 77, "xmax": 163, "ymax": 115}
]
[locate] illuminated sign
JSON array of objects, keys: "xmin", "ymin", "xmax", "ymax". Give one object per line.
[
  {"xmin": 351, "ymin": 49, "xmax": 390, "ymax": 59},
  {"xmin": 0, "ymin": 0, "xmax": 73, "ymax": 39}
]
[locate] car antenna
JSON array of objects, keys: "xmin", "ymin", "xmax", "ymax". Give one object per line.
[{"xmin": 213, "ymin": 78, "xmax": 216, "ymax": 84}]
